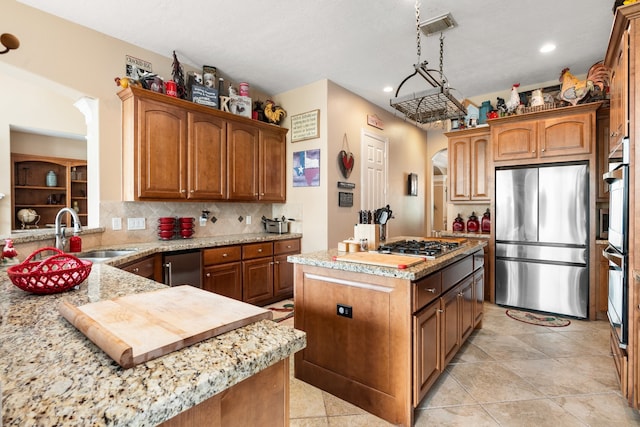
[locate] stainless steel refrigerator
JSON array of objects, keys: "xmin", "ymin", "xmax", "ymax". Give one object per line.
[{"xmin": 495, "ymin": 163, "xmax": 589, "ymax": 318}]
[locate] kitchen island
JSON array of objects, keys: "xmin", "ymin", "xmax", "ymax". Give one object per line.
[
  {"xmin": 0, "ymin": 262, "xmax": 306, "ymax": 426},
  {"xmin": 288, "ymin": 238, "xmax": 486, "ymax": 426}
]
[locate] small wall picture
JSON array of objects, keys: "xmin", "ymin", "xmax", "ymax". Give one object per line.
[
  {"xmin": 293, "ymin": 149, "xmax": 320, "ymax": 187},
  {"xmin": 408, "ymin": 173, "xmax": 418, "ymax": 196}
]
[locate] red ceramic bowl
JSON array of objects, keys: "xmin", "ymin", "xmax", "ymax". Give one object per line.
[
  {"xmin": 178, "ymin": 217, "xmax": 195, "ymax": 223},
  {"xmin": 179, "ymin": 223, "xmax": 195, "ymax": 230},
  {"xmin": 158, "ymin": 230, "xmax": 175, "ymax": 239},
  {"xmin": 180, "ymin": 229, "xmax": 194, "ymax": 238},
  {"xmin": 158, "ymin": 217, "xmax": 176, "ymax": 224},
  {"xmin": 158, "ymin": 224, "xmax": 176, "ymax": 231}
]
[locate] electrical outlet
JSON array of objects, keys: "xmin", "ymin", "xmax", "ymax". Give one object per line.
[
  {"xmin": 337, "ymin": 304, "xmax": 353, "ymax": 318},
  {"xmin": 127, "ymin": 217, "xmax": 146, "ymax": 230},
  {"xmin": 111, "ymin": 217, "xmax": 122, "ymax": 230},
  {"xmin": 199, "ymin": 217, "xmax": 207, "ymax": 227},
  {"xmin": 246, "ymin": 215, "xmax": 252, "ymax": 225}
]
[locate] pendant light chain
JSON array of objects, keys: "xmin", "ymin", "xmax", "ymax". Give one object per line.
[
  {"xmin": 415, "ymin": 0, "xmax": 421, "ymax": 64},
  {"xmin": 439, "ymin": 33, "xmax": 444, "ymax": 86}
]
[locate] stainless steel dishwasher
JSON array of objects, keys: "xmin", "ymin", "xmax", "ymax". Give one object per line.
[{"xmin": 163, "ymin": 250, "xmax": 202, "ymax": 288}]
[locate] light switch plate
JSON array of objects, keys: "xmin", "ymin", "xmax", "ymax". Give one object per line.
[
  {"xmin": 112, "ymin": 217, "xmax": 122, "ymax": 230},
  {"xmin": 127, "ymin": 217, "xmax": 146, "ymax": 230}
]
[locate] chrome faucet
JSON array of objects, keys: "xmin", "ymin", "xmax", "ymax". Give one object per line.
[{"xmin": 54, "ymin": 207, "xmax": 82, "ymax": 251}]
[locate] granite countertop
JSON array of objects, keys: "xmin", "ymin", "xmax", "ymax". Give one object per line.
[
  {"xmin": 0, "ymin": 262, "xmax": 306, "ymax": 426},
  {"xmin": 440, "ymin": 231, "xmax": 490, "ymax": 240},
  {"xmin": 288, "ymin": 238, "xmax": 487, "ymax": 281},
  {"xmin": 4, "ymin": 231, "xmax": 303, "ymax": 267}
]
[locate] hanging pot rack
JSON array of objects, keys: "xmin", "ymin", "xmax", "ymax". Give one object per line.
[{"xmin": 390, "ymin": 2, "xmax": 466, "ymax": 124}]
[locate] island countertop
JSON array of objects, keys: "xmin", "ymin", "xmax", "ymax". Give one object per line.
[
  {"xmin": 0, "ymin": 263, "xmax": 306, "ymax": 426},
  {"xmin": 287, "ymin": 237, "xmax": 487, "ymax": 281}
]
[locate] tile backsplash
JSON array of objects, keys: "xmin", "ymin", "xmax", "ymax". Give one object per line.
[{"xmin": 99, "ymin": 201, "xmax": 283, "ymax": 245}]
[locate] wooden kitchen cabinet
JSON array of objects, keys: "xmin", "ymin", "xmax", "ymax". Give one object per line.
[
  {"xmin": 228, "ymin": 120, "xmax": 259, "ymax": 201},
  {"xmin": 608, "ymin": 20, "xmax": 629, "ymax": 153},
  {"xmin": 446, "ymin": 128, "xmax": 490, "ymax": 202},
  {"xmin": 11, "ymin": 154, "xmax": 88, "ymax": 229},
  {"xmin": 202, "ymin": 246, "xmax": 243, "ymax": 300},
  {"xmin": 227, "ymin": 122, "xmax": 288, "ymax": 202},
  {"xmin": 413, "ymin": 299, "xmax": 441, "ymax": 405},
  {"xmin": 201, "ymin": 239, "xmax": 300, "ymax": 305},
  {"xmin": 119, "ymin": 87, "xmax": 287, "ymax": 202},
  {"xmin": 259, "ymin": 128, "xmax": 287, "ymax": 201},
  {"xmin": 119, "ymin": 255, "xmax": 162, "ymax": 281},
  {"xmin": 273, "ymin": 239, "xmax": 301, "ymax": 298},
  {"xmin": 188, "ymin": 111, "xmax": 227, "ymax": 200},
  {"xmin": 491, "ymin": 103, "xmax": 599, "ymax": 164},
  {"xmin": 597, "ymin": 108, "xmax": 611, "ymax": 202}
]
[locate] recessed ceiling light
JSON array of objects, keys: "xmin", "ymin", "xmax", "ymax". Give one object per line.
[
  {"xmin": 383, "ymin": 86, "xmax": 393, "ymax": 93},
  {"xmin": 540, "ymin": 43, "xmax": 556, "ymax": 53}
]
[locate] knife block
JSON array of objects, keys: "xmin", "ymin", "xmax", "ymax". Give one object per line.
[{"xmin": 354, "ymin": 224, "xmax": 380, "ymax": 251}]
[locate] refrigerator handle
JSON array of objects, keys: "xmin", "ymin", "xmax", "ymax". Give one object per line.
[
  {"xmin": 602, "ymin": 245, "xmax": 623, "ymax": 268},
  {"xmin": 163, "ymin": 261, "xmax": 173, "ymax": 287}
]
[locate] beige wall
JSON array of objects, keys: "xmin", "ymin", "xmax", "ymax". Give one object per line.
[
  {"xmin": 276, "ymin": 79, "xmax": 430, "ymax": 252},
  {"xmin": 10, "ymin": 131, "xmax": 87, "ymax": 160}
]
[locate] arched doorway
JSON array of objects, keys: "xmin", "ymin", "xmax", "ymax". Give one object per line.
[{"xmin": 431, "ymin": 149, "xmax": 447, "ymax": 232}]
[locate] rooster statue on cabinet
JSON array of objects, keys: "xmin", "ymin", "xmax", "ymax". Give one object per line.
[
  {"xmin": 558, "ymin": 61, "xmax": 611, "ymax": 106},
  {"xmin": 264, "ymin": 100, "xmax": 287, "ymax": 125}
]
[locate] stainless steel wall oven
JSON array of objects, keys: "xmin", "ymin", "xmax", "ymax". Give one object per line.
[{"xmin": 603, "ymin": 138, "xmax": 630, "ymax": 348}]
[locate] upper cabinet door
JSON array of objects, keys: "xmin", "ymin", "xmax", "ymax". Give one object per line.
[
  {"xmin": 137, "ymin": 98, "xmax": 188, "ymax": 199},
  {"xmin": 540, "ymin": 114, "xmax": 592, "ymax": 158},
  {"xmin": 227, "ymin": 120, "xmax": 259, "ymax": 201},
  {"xmin": 470, "ymin": 135, "xmax": 490, "ymax": 200},
  {"xmin": 259, "ymin": 128, "xmax": 287, "ymax": 202},
  {"xmin": 449, "ymin": 137, "xmax": 470, "ymax": 201},
  {"xmin": 188, "ymin": 112, "xmax": 227, "ymax": 200},
  {"xmin": 492, "ymin": 122, "xmax": 537, "ymax": 161}
]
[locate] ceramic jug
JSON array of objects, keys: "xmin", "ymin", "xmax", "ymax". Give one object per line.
[{"xmin": 479, "ymin": 100, "xmax": 493, "ymax": 124}]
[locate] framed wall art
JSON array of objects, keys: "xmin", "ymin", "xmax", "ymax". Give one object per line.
[
  {"xmin": 291, "ymin": 110, "xmax": 320, "ymax": 142},
  {"xmin": 293, "ymin": 149, "xmax": 320, "ymax": 187}
]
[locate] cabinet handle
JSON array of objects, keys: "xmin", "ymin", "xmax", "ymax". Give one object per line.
[
  {"xmin": 424, "ymin": 288, "xmax": 436, "ymax": 293},
  {"xmin": 222, "ymin": 253, "xmax": 228, "ymax": 257},
  {"xmin": 532, "ymin": 150, "xmax": 535, "ymax": 153},
  {"xmin": 258, "ymin": 248, "xmax": 263, "ymax": 252},
  {"xmin": 541, "ymin": 148, "xmax": 545, "ymax": 152},
  {"xmin": 181, "ymin": 189, "xmax": 186, "ymax": 193},
  {"xmin": 190, "ymin": 190, "xmax": 194, "ymax": 193},
  {"xmin": 274, "ymin": 261, "xmax": 280, "ymax": 265},
  {"xmin": 206, "ymin": 272, "xmax": 211, "ymax": 277},
  {"xmin": 437, "ymin": 309, "xmax": 444, "ymax": 313},
  {"xmin": 260, "ymin": 193, "xmax": 265, "ymax": 196},
  {"xmin": 458, "ymin": 292, "xmax": 464, "ymax": 297},
  {"xmin": 133, "ymin": 267, "xmax": 139, "ymax": 273}
]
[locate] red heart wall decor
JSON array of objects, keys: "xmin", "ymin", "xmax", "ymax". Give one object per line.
[{"xmin": 338, "ymin": 150, "xmax": 354, "ymax": 178}]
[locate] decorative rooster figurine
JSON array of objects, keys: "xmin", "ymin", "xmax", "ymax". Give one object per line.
[
  {"xmin": 505, "ymin": 83, "xmax": 521, "ymax": 113},
  {"xmin": 558, "ymin": 61, "xmax": 611, "ymax": 106},
  {"xmin": 264, "ymin": 100, "xmax": 287, "ymax": 125}
]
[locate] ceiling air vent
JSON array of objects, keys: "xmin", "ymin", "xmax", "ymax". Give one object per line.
[{"xmin": 419, "ymin": 13, "xmax": 456, "ymax": 36}]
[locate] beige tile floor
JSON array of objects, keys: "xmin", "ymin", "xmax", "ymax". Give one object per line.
[{"xmin": 281, "ymin": 302, "xmax": 640, "ymax": 426}]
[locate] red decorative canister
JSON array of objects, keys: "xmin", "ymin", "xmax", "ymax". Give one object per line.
[
  {"xmin": 452, "ymin": 213, "xmax": 465, "ymax": 232},
  {"xmin": 467, "ymin": 212, "xmax": 480, "ymax": 233},
  {"xmin": 481, "ymin": 208, "xmax": 491, "ymax": 233}
]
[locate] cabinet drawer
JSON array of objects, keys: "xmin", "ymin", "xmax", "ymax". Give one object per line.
[
  {"xmin": 442, "ymin": 255, "xmax": 473, "ymax": 292},
  {"xmin": 413, "ymin": 272, "xmax": 442, "ymax": 313},
  {"xmin": 203, "ymin": 246, "xmax": 242, "ymax": 265},
  {"xmin": 242, "ymin": 242, "xmax": 274, "ymax": 259},
  {"xmin": 121, "ymin": 256, "xmax": 156, "ymax": 278},
  {"xmin": 473, "ymin": 249, "xmax": 484, "ymax": 271},
  {"xmin": 274, "ymin": 239, "xmax": 300, "ymax": 255}
]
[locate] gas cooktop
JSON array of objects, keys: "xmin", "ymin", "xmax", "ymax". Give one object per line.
[{"xmin": 377, "ymin": 239, "xmax": 460, "ymax": 259}]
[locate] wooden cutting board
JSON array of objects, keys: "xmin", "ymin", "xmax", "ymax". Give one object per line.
[
  {"xmin": 59, "ymin": 285, "xmax": 273, "ymax": 368},
  {"xmin": 334, "ymin": 252, "xmax": 425, "ymax": 269}
]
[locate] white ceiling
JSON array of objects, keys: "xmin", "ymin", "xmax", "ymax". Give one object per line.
[{"xmin": 19, "ymin": 0, "xmax": 614, "ymax": 116}]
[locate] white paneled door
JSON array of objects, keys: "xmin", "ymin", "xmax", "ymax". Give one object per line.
[{"xmin": 360, "ymin": 129, "xmax": 388, "ymax": 211}]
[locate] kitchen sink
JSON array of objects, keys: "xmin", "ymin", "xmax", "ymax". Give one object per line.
[{"xmin": 75, "ymin": 249, "xmax": 138, "ymax": 263}]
